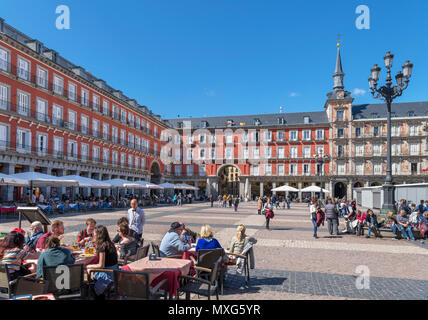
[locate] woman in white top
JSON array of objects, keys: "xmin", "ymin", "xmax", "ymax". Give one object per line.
[{"xmin": 310, "ymin": 199, "xmax": 319, "ymax": 239}]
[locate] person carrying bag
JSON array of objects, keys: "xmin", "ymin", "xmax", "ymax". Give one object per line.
[{"xmin": 264, "ymin": 198, "xmax": 274, "ymax": 230}]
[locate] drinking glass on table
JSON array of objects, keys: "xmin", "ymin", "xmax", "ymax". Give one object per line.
[{"xmin": 72, "ymin": 242, "xmax": 79, "ymax": 251}]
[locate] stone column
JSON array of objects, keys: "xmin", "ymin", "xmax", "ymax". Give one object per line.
[
  {"xmin": 247, "ymin": 178, "xmax": 251, "ymax": 201},
  {"xmin": 347, "ymin": 180, "xmax": 353, "ymax": 201},
  {"xmin": 194, "ymin": 180, "xmax": 199, "ymax": 198},
  {"xmin": 259, "ymin": 182, "xmax": 264, "ymax": 198},
  {"xmin": 298, "ymin": 181, "xmax": 302, "ymax": 201},
  {"xmin": 272, "ymin": 182, "xmax": 277, "ymax": 196},
  {"xmin": 2, "ymin": 164, "xmax": 15, "ymax": 201}
]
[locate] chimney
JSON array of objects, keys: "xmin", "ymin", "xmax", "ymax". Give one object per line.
[
  {"xmin": 0, "ymin": 18, "xmax": 4, "ymax": 33},
  {"xmin": 280, "ymin": 106, "xmax": 283, "ymax": 113}
]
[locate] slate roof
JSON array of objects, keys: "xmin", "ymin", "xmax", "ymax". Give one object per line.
[
  {"xmin": 352, "ymin": 101, "xmax": 428, "ymax": 119},
  {"xmin": 164, "ymin": 111, "xmax": 329, "ymax": 129}
]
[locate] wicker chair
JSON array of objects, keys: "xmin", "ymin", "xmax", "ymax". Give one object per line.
[
  {"xmin": 194, "ymin": 249, "xmax": 227, "ymax": 294},
  {"xmin": 113, "ymin": 270, "xmax": 168, "ymax": 300},
  {"xmin": 177, "ymin": 256, "xmax": 222, "ymax": 300}
]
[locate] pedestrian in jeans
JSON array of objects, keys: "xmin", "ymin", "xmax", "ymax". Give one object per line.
[
  {"xmin": 324, "ymin": 198, "xmax": 339, "ymax": 235},
  {"xmin": 310, "ymin": 200, "xmax": 319, "ymax": 238},
  {"xmin": 397, "ymin": 209, "xmax": 415, "ymax": 241},
  {"xmin": 384, "ymin": 211, "xmax": 399, "ymax": 240},
  {"xmin": 364, "ymin": 209, "xmax": 381, "ymax": 238},
  {"xmin": 264, "ymin": 198, "xmax": 274, "ymax": 230}
]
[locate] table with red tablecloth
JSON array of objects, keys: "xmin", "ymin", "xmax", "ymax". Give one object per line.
[
  {"xmin": 0, "ymin": 206, "xmax": 16, "ymax": 215},
  {"xmin": 121, "ymin": 257, "xmax": 191, "ymax": 297}
]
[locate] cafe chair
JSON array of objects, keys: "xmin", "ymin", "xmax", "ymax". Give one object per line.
[
  {"xmin": 135, "ymin": 244, "xmax": 150, "ymax": 260},
  {"xmin": 0, "ymin": 264, "xmax": 18, "ymax": 299},
  {"xmin": 194, "ymin": 249, "xmax": 227, "ymax": 294},
  {"xmin": 226, "ymin": 243, "xmax": 253, "ymax": 287},
  {"xmin": 13, "ymin": 277, "xmax": 49, "ymax": 297},
  {"xmin": 151, "ymin": 242, "xmax": 160, "ymax": 257},
  {"xmin": 177, "ymin": 256, "xmax": 222, "ymax": 300},
  {"xmin": 113, "ymin": 270, "xmax": 168, "ymax": 300},
  {"xmin": 43, "ymin": 264, "xmax": 86, "ymax": 300},
  {"xmin": 87, "ymin": 268, "xmax": 115, "ymax": 299}
]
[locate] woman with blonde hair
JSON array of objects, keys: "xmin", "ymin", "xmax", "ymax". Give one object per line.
[
  {"xmin": 228, "ymin": 224, "xmax": 257, "ymax": 255},
  {"xmin": 195, "ymin": 224, "xmax": 222, "ymax": 251}
]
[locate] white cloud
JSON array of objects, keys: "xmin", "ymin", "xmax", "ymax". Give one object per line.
[
  {"xmin": 289, "ymin": 92, "xmax": 300, "ymax": 97},
  {"xmin": 353, "ymin": 88, "xmax": 366, "ymax": 96}
]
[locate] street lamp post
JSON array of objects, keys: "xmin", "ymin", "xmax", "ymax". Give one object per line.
[
  {"xmin": 368, "ymin": 52, "xmax": 413, "ymax": 213},
  {"xmin": 314, "ymin": 153, "xmax": 330, "ymax": 201}
]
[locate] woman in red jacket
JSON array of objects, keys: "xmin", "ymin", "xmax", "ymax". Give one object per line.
[{"xmin": 354, "ymin": 210, "xmax": 367, "ymax": 236}]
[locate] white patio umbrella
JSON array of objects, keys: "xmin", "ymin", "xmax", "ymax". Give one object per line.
[
  {"xmin": 158, "ymin": 182, "xmax": 176, "ymax": 189},
  {"xmin": 271, "ymin": 185, "xmax": 299, "ymax": 192},
  {"xmin": 0, "ymin": 173, "xmax": 28, "ymax": 187},
  {"xmin": 300, "ymin": 186, "xmax": 330, "ymax": 193},
  {"xmin": 10, "ymin": 172, "xmax": 79, "ymax": 187},
  {"xmin": 175, "ymin": 183, "xmax": 199, "ymax": 191},
  {"xmin": 61, "ymin": 175, "xmax": 112, "ymax": 189},
  {"xmin": 104, "ymin": 178, "xmax": 134, "ymax": 188},
  {"xmin": 129, "ymin": 181, "xmax": 164, "ymax": 190}
]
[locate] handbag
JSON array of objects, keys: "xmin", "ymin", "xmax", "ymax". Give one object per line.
[{"xmin": 266, "ymin": 208, "xmax": 274, "ymax": 219}]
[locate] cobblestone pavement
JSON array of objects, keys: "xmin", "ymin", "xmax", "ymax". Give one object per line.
[{"xmin": 1, "ymin": 202, "xmax": 427, "ymax": 300}]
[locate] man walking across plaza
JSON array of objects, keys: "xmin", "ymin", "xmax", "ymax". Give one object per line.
[
  {"xmin": 128, "ymin": 198, "xmax": 145, "ymax": 245},
  {"xmin": 325, "ymin": 198, "xmax": 339, "ymax": 236}
]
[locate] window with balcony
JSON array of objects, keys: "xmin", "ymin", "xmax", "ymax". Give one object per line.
[
  {"xmin": 112, "ymin": 127, "xmax": 118, "ymax": 143},
  {"xmin": 277, "ymin": 164, "xmax": 284, "ymax": 175},
  {"xmin": 411, "ymin": 163, "xmax": 418, "ymax": 175},
  {"xmin": 90, "ymin": 95, "xmax": 99, "ymax": 112},
  {"xmin": 316, "ymin": 145, "xmax": 324, "ymax": 155},
  {"xmin": 128, "ymin": 154, "xmax": 133, "ymax": 168},
  {"xmin": 211, "ymin": 148, "xmax": 216, "ymax": 160},
  {"xmin": 36, "ymin": 66, "xmax": 48, "ymax": 88},
  {"xmin": 303, "ymin": 130, "xmax": 311, "ymax": 141},
  {"xmin": 128, "ymin": 113, "xmax": 134, "ymax": 127},
  {"xmin": 265, "ymin": 164, "xmax": 272, "ymax": 176},
  {"xmin": 303, "ymin": 146, "xmax": 311, "ymax": 158},
  {"xmin": 251, "ymin": 164, "xmax": 259, "ymax": 176},
  {"xmin": 68, "ymin": 110, "xmax": 77, "ymax": 130},
  {"xmin": 252, "ymin": 147, "xmax": 259, "ymax": 159},
  {"xmin": 52, "ymin": 104, "xmax": 63, "ymax": 126},
  {"xmin": 187, "ymin": 165, "xmax": 193, "ymax": 176},
  {"xmin": 224, "ymin": 147, "xmax": 233, "ymax": 160},
  {"xmin": 355, "ymin": 163, "xmax": 364, "ymax": 175},
  {"xmin": 409, "ymin": 124, "xmax": 419, "ymax": 136},
  {"xmin": 175, "ymin": 165, "xmax": 182, "ymax": 176},
  {"xmin": 316, "ymin": 129, "xmax": 324, "ymax": 140},
  {"xmin": 211, "ymin": 133, "xmax": 216, "ymax": 143},
  {"xmin": 81, "ymin": 143, "xmax": 89, "ymax": 162},
  {"xmin": 373, "ymin": 163, "xmax": 382, "ymax": 175},
  {"xmin": 355, "ymin": 127, "xmax": 361, "ymax": 137},
  {"xmin": 392, "ymin": 162, "xmax": 400, "ymax": 175},
  {"xmin": 373, "ymin": 144, "xmax": 382, "ymax": 156},
  {"xmin": 337, "ymin": 145, "xmax": 344, "ymax": 157},
  {"xmin": 0, "ymin": 47, "xmax": 9, "ymax": 72},
  {"xmin": 141, "ymin": 158, "xmax": 146, "ymax": 170},
  {"xmin": 92, "ymin": 119, "xmax": 100, "ymax": 138},
  {"xmin": 67, "ymin": 140, "xmax": 78, "ymax": 160},
  {"xmin": 53, "ymin": 75, "xmax": 63, "ymax": 95},
  {"xmin": 336, "ymin": 111, "xmax": 344, "ymax": 120},
  {"xmin": 0, "ymin": 83, "xmax": 9, "ymax": 110},
  {"xmin": 225, "ymin": 132, "xmax": 233, "ymax": 144},
  {"xmin": 277, "ymin": 130, "xmax": 285, "ymax": 141},
  {"xmin": 289, "ymin": 163, "xmax": 297, "ymax": 175},
  {"xmin": 251, "ymin": 131, "xmax": 260, "ymax": 142},
  {"xmin": 103, "ymin": 148, "xmax": 109, "ymax": 164},
  {"xmin": 303, "ymin": 163, "xmax": 310, "ymax": 175},
  {"xmin": 128, "ymin": 133, "xmax": 134, "ymax": 148},
  {"xmin": 112, "ymin": 151, "xmax": 118, "ymax": 165},
  {"xmin": 102, "ymin": 123, "xmax": 109, "ymax": 141},
  {"xmin": 290, "ymin": 146, "xmax": 298, "ymax": 158},
  {"xmin": 81, "ymin": 115, "xmax": 89, "ymax": 134},
  {"xmin": 92, "ymin": 146, "xmax": 100, "ymax": 162},
  {"xmin": 290, "ymin": 130, "xmax": 298, "ymax": 141},
  {"xmin": 120, "ymin": 130, "xmax": 126, "ymax": 145},
  {"xmin": 36, "ymin": 134, "xmax": 48, "ymax": 155},
  {"xmin": 199, "ymin": 134, "xmax": 205, "ymax": 144},
  {"xmin": 355, "ymin": 144, "xmax": 364, "ymax": 157},
  {"xmin": 373, "ymin": 126, "xmax": 380, "ymax": 137},
  {"xmin": 391, "ymin": 125, "xmax": 401, "ymax": 137},
  {"xmin": 0, "ymin": 124, "xmax": 8, "ymax": 150},
  {"xmin": 277, "ymin": 146, "xmax": 284, "ymax": 159},
  {"xmin": 264, "ymin": 131, "xmax": 272, "ymax": 142},
  {"xmin": 68, "ymin": 82, "xmax": 77, "ymax": 101},
  {"xmin": 135, "ymin": 156, "xmax": 139, "ymax": 169},
  {"xmin": 36, "ymin": 98, "xmax": 47, "ymax": 122},
  {"xmin": 199, "ymin": 148, "xmax": 206, "ymax": 160},
  {"xmin": 120, "ymin": 153, "xmax": 126, "ymax": 167},
  {"xmin": 337, "ymin": 128, "xmax": 344, "ymax": 138},
  {"xmin": 16, "ymin": 90, "xmax": 30, "ymax": 116},
  {"xmin": 338, "ymin": 163, "xmax": 346, "ymax": 175},
  {"xmin": 199, "ymin": 165, "xmax": 206, "ymax": 176},
  {"xmin": 410, "ymin": 143, "xmax": 420, "ymax": 155},
  {"xmin": 264, "ymin": 146, "xmax": 272, "ymax": 159},
  {"xmin": 392, "ymin": 143, "xmax": 401, "ymax": 156},
  {"xmin": 112, "ymin": 104, "xmax": 119, "ymax": 120},
  {"xmin": 81, "ymin": 88, "xmax": 89, "ymax": 107},
  {"xmin": 53, "ymin": 136, "xmax": 63, "ymax": 158},
  {"xmin": 17, "ymin": 57, "xmax": 30, "ymax": 81}
]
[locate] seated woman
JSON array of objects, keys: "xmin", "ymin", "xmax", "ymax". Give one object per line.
[
  {"xmin": 228, "ymin": 224, "xmax": 257, "ymax": 262},
  {"xmin": 354, "ymin": 210, "xmax": 367, "ymax": 236},
  {"xmin": 0, "ymin": 231, "xmax": 32, "ymax": 280},
  {"xmin": 195, "ymin": 225, "xmax": 222, "ymax": 252},
  {"xmin": 24, "ymin": 221, "xmax": 45, "ymax": 252},
  {"xmin": 36, "ymin": 235, "xmax": 75, "ymax": 279},
  {"xmin": 112, "ymin": 217, "xmax": 129, "ymax": 244},
  {"xmin": 86, "ymin": 225, "xmax": 119, "ymax": 298},
  {"xmin": 117, "ymin": 223, "xmax": 138, "ymax": 260}
]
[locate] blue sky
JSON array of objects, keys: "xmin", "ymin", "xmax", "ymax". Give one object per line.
[{"xmin": 1, "ymin": 0, "xmax": 427, "ymax": 118}]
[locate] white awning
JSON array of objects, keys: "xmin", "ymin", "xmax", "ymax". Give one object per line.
[
  {"xmin": 0, "ymin": 173, "xmax": 29, "ymax": 187},
  {"xmin": 174, "ymin": 183, "xmax": 199, "ymax": 191},
  {"xmin": 301, "ymin": 186, "xmax": 330, "ymax": 193},
  {"xmin": 61, "ymin": 175, "xmax": 112, "ymax": 189},
  {"xmin": 10, "ymin": 172, "xmax": 79, "ymax": 187},
  {"xmin": 158, "ymin": 182, "xmax": 176, "ymax": 189},
  {"xmin": 271, "ymin": 185, "xmax": 299, "ymax": 192}
]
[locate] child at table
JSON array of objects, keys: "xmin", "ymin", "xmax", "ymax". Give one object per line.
[{"xmin": 78, "ymin": 218, "xmax": 96, "ymax": 247}]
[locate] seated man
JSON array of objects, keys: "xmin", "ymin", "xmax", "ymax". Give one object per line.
[
  {"xmin": 36, "ymin": 220, "xmax": 65, "ymax": 251},
  {"xmin": 24, "ymin": 221, "xmax": 45, "ymax": 251},
  {"xmin": 78, "ymin": 218, "xmax": 96, "ymax": 247},
  {"xmin": 384, "ymin": 211, "xmax": 399, "ymax": 240},
  {"xmin": 159, "ymin": 222, "xmax": 191, "ymax": 257},
  {"xmin": 364, "ymin": 209, "xmax": 381, "ymax": 238},
  {"xmin": 341, "ymin": 207, "xmax": 356, "ymax": 234},
  {"xmin": 36, "ymin": 235, "xmax": 75, "ymax": 279},
  {"xmin": 178, "ymin": 221, "xmax": 198, "ymax": 243},
  {"xmin": 397, "ymin": 209, "xmax": 415, "ymax": 241}
]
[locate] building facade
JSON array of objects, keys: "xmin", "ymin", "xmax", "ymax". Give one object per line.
[{"xmin": 0, "ymin": 18, "xmax": 427, "ymax": 201}]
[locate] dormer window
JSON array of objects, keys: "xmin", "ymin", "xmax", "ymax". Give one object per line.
[
  {"xmin": 391, "ymin": 112, "xmax": 397, "ymax": 118},
  {"xmin": 278, "ymin": 117, "xmax": 285, "ymax": 125},
  {"xmin": 408, "ymin": 111, "xmax": 415, "ymax": 117},
  {"xmin": 371, "ymin": 113, "xmax": 378, "ymax": 119},
  {"xmin": 177, "ymin": 122, "xmax": 183, "ymax": 129},
  {"xmin": 201, "ymin": 121, "xmax": 208, "ymax": 128},
  {"xmin": 254, "ymin": 118, "xmax": 261, "ymax": 126},
  {"xmin": 303, "ymin": 116, "xmax": 310, "ymax": 124}
]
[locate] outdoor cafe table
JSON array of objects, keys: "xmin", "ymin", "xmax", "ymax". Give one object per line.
[{"xmin": 121, "ymin": 257, "xmax": 192, "ymax": 296}]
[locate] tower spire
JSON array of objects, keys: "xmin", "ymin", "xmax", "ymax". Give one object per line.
[{"xmin": 333, "ymin": 41, "xmax": 345, "ymax": 91}]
